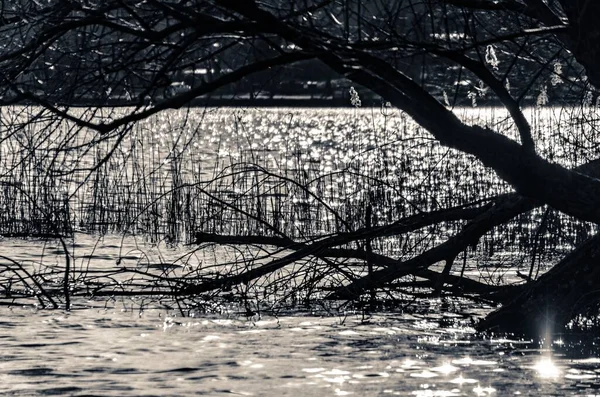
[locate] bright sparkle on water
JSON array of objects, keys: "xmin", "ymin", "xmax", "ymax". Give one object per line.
[
  {"xmin": 432, "ymin": 362, "xmax": 458, "ymax": 375},
  {"xmin": 472, "ymin": 385, "xmax": 497, "ymax": 396},
  {"xmin": 1, "ymin": 307, "xmax": 600, "ymax": 396},
  {"xmin": 534, "ymin": 357, "xmax": 561, "ymax": 378}
]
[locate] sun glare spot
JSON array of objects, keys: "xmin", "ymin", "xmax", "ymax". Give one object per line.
[
  {"xmin": 432, "ymin": 362, "xmax": 458, "ymax": 375},
  {"xmin": 450, "ymin": 375, "xmax": 478, "ymax": 385},
  {"xmin": 334, "ymin": 389, "xmax": 352, "ymax": 396},
  {"xmin": 473, "ymin": 385, "xmax": 496, "ymax": 396},
  {"xmin": 533, "ymin": 357, "xmax": 561, "ymax": 378}
]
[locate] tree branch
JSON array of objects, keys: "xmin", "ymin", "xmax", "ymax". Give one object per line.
[
  {"xmin": 328, "ymin": 158, "xmax": 600, "ymax": 298},
  {"xmin": 17, "ymin": 51, "xmax": 315, "ymax": 133},
  {"xmin": 221, "ymin": 0, "xmax": 600, "ymax": 225},
  {"xmin": 184, "ymin": 201, "xmax": 492, "ymax": 294}
]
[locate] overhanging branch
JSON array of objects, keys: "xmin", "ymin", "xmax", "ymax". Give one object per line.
[
  {"xmin": 19, "ymin": 51, "xmax": 315, "ymax": 133},
  {"xmin": 216, "ymin": 0, "xmax": 600, "ymax": 225}
]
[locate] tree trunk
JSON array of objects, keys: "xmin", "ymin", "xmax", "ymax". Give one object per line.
[{"xmin": 477, "ymin": 233, "xmax": 600, "ymax": 338}]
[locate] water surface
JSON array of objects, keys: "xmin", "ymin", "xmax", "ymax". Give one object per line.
[{"xmin": 1, "ymin": 308, "xmax": 599, "ymax": 396}]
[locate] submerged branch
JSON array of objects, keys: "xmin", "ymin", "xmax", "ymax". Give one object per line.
[
  {"xmin": 182, "ymin": 201, "xmax": 493, "ymax": 294},
  {"xmin": 329, "ymin": 195, "xmax": 538, "ymax": 299},
  {"xmin": 193, "ymin": 230, "xmax": 515, "ymax": 301}
]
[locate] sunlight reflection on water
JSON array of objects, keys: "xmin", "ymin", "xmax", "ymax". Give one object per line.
[
  {"xmin": 534, "ymin": 357, "xmax": 561, "ymax": 378},
  {"xmin": 0, "ymin": 308, "xmax": 599, "ymax": 396}
]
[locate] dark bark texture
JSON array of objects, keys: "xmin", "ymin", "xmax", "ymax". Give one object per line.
[{"xmin": 478, "ymin": 233, "xmax": 600, "ymax": 337}]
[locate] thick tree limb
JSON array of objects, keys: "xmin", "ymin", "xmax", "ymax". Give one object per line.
[
  {"xmin": 425, "ymin": 47, "xmax": 535, "ymax": 151},
  {"xmin": 217, "ymin": 0, "xmax": 600, "ymax": 226},
  {"xmin": 477, "ymin": 232, "xmax": 600, "ymax": 337},
  {"xmin": 196, "ymin": 199, "xmax": 491, "ymax": 247},
  {"xmin": 329, "ymin": 158, "xmax": 600, "ymax": 298},
  {"xmin": 329, "ymin": 194, "xmax": 537, "ymax": 299}
]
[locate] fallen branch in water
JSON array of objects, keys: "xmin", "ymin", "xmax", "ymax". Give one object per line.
[
  {"xmin": 328, "ymin": 157, "xmax": 600, "ymax": 299},
  {"xmin": 181, "ymin": 200, "xmax": 494, "ymax": 295},
  {"xmin": 191, "ymin": 231, "xmax": 516, "ymax": 300},
  {"xmin": 328, "ymin": 194, "xmax": 537, "ymax": 299}
]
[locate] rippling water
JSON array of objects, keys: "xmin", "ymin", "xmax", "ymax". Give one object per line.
[{"xmin": 1, "ymin": 307, "xmax": 600, "ymax": 396}]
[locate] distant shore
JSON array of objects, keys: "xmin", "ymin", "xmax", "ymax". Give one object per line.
[
  {"xmin": 60, "ymin": 94, "xmax": 357, "ymax": 108},
  {"xmin": 13, "ymin": 92, "xmax": 581, "ymax": 108}
]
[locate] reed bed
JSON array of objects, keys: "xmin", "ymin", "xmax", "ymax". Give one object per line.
[{"xmin": 0, "ymin": 104, "xmax": 598, "ymax": 310}]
